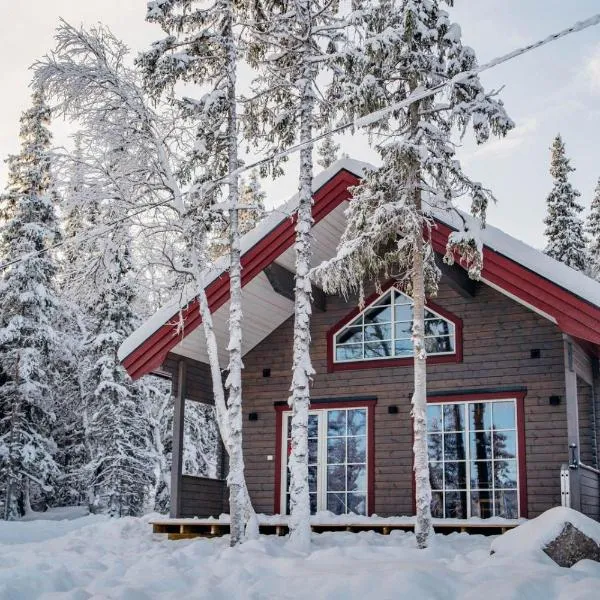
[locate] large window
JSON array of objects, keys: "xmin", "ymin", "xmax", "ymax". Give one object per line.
[
  {"xmin": 333, "ymin": 287, "xmax": 456, "ymax": 364},
  {"xmin": 427, "ymin": 399, "xmax": 520, "ymax": 519},
  {"xmin": 280, "ymin": 406, "xmax": 371, "ymax": 516}
]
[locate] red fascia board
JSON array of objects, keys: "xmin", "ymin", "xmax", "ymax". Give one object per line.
[{"xmin": 124, "ymin": 169, "xmax": 360, "ymax": 379}]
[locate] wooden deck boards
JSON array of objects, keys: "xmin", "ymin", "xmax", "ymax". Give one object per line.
[{"xmin": 151, "ymin": 518, "xmax": 521, "ymax": 540}]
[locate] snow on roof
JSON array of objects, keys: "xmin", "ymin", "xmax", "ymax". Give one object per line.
[{"xmin": 119, "ymin": 157, "xmax": 600, "ymax": 363}]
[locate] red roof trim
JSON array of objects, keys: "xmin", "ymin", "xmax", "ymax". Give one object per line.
[
  {"xmin": 123, "ymin": 168, "xmax": 600, "ymax": 379},
  {"xmin": 123, "ymin": 169, "xmax": 360, "ymax": 379}
]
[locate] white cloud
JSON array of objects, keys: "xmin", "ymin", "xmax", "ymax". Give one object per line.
[{"xmin": 584, "ymin": 44, "xmax": 600, "ymax": 94}]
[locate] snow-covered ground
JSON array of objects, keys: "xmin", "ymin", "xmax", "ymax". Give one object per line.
[{"xmin": 1, "ymin": 513, "xmax": 599, "ymax": 600}]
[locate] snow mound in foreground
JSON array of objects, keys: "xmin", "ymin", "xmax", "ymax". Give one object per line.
[{"xmin": 491, "ymin": 507, "xmax": 600, "ymax": 562}]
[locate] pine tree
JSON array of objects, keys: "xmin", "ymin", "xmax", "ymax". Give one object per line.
[
  {"xmin": 0, "ymin": 91, "xmax": 62, "ymax": 519},
  {"xmin": 313, "ymin": 0, "xmax": 513, "ymax": 547},
  {"xmin": 544, "ymin": 135, "xmax": 587, "ymax": 271},
  {"xmin": 586, "ymin": 178, "xmax": 600, "ymax": 280},
  {"xmin": 316, "ymin": 134, "xmax": 340, "ymax": 170},
  {"xmin": 245, "ymin": 0, "xmax": 347, "ymax": 549}
]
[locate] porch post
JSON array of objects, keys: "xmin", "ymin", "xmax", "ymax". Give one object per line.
[
  {"xmin": 563, "ymin": 334, "xmax": 581, "ymax": 511},
  {"xmin": 170, "ymin": 359, "xmax": 186, "ymax": 518}
]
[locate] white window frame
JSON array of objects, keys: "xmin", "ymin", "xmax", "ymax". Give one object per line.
[
  {"xmin": 279, "ymin": 406, "xmax": 370, "ymax": 516},
  {"xmin": 427, "ymin": 398, "xmax": 521, "ymax": 519},
  {"xmin": 333, "ymin": 286, "xmax": 456, "ymax": 364}
]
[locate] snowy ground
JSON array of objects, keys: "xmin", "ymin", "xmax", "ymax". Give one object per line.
[{"xmin": 1, "ymin": 513, "xmax": 600, "ymax": 600}]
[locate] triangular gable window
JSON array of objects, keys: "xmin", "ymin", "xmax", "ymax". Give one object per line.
[{"xmin": 334, "ymin": 287, "xmax": 456, "ymax": 363}]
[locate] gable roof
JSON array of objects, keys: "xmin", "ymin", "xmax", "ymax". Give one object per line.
[{"xmin": 119, "ymin": 158, "xmax": 600, "ymax": 379}]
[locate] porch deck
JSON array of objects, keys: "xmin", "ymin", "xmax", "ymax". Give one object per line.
[{"xmin": 151, "ymin": 516, "xmax": 523, "ymax": 540}]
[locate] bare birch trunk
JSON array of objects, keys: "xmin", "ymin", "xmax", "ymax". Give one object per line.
[{"xmin": 288, "ymin": 82, "xmax": 315, "ymax": 550}]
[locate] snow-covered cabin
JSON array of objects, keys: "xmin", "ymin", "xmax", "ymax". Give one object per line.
[{"xmin": 119, "ymin": 159, "xmax": 600, "ymax": 524}]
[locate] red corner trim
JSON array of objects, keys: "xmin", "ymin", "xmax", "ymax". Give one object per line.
[
  {"xmin": 326, "ymin": 279, "xmax": 463, "ymax": 373},
  {"xmin": 123, "ymin": 169, "xmax": 360, "ymax": 379},
  {"xmin": 274, "ymin": 399, "xmax": 377, "ymax": 516},
  {"xmin": 425, "ymin": 390, "xmax": 528, "ymax": 519}
]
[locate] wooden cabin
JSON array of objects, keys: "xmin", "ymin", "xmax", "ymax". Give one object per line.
[{"xmin": 119, "ymin": 159, "xmax": 600, "ymax": 530}]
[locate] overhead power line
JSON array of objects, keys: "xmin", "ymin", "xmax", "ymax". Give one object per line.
[{"xmin": 1, "ymin": 12, "xmax": 599, "ymax": 273}]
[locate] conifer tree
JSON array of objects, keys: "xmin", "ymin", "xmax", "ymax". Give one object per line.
[
  {"xmin": 586, "ymin": 178, "xmax": 600, "ymax": 280},
  {"xmin": 0, "ymin": 91, "xmax": 62, "ymax": 519},
  {"xmin": 316, "ymin": 134, "xmax": 341, "ymax": 170},
  {"xmin": 313, "ymin": 0, "xmax": 513, "ymax": 547},
  {"xmin": 543, "ymin": 135, "xmax": 586, "ymax": 271}
]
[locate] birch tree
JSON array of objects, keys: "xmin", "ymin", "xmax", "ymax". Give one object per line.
[
  {"xmin": 313, "ymin": 0, "xmax": 513, "ymax": 548},
  {"xmin": 544, "ymin": 135, "xmax": 586, "ymax": 271}
]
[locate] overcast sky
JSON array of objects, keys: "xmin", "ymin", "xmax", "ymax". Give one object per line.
[{"xmin": 1, "ymin": 1, "xmax": 600, "ymax": 249}]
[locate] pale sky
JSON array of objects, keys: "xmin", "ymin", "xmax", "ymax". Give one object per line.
[{"xmin": 1, "ymin": 1, "xmax": 600, "ymax": 250}]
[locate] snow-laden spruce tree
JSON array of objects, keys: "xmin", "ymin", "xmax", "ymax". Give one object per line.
[
  {"xmin": 138, "ymin": 0, "xmax": 258, "ymax": 545},
  {"xmin": 544, "ymin": 135, "xmax": 587, "ymax": 271},
  {"xmin": 316, "ymin": 134, "xmax": 341, "ymax": 170},
  {"xmin": 586, "ymin": 179, "xmax": 600, "ymax": 280},
  {"xmin": 313, "ymin": 0, "xmax": 513, "ymax": 548},
  {"xmin": 0, "ymin": 91, "xmax": 62, "ymax": 519},
  {"xmin": 245, "ymin": 0, "xmax": 346, "ymax": 549}
]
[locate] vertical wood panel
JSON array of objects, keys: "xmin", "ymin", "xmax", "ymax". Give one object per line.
[{"xmin": 170, "ymin": 360, "xmax": 186, "ymax": 518}]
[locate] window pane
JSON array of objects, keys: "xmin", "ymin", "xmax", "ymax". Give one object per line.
[
  {"xmin": 424, "ymin": 319, "xmax": 452, "ymax": 337},
  {"xmin": 494, "ymin": 490, "xmax": 518, "ymax": 519},
  {"xmin": 327, "ymin": 437, "xmax": 346, "ymax": 464},
  {"xmin": 470, "ymin": 461, "xmax": 493, "ymax": 489},
  {"xmin": 444, "ymin": 462, "xmax": 467, "ymax": 489},
  {"xmin": 365, "ymin": 323, "xmax": 391, "ymax": 341},
  {"xmin": 286, "ymin": 415, "xmax": 292, "ymax": 439},
  {"xmin": 347, "ymin": 409, "xmax": 367, "ymax": 436},
  {"xmin": 310, "ymin": 493, "xmax": 318, "ymax": 515},
  {"xmin": 469, "ymin": 403, "xmax": 492, "ymax": 431},
  {"xmin": 394, "ymin": 291, "xmax": 412, "ymax": 306},
  {"xmin": 429, "ymin": 461, "xmax": 443, "ymax": 490},
  {"xmin": 394, "ymin": 321, "xmax": 412, "ymax": 339},
  {"xmin": 470, "ymin": 490, "xmax": 493, "ymax": 518},
  {"xmin": 364, "ymin": 341, "xmax": 393, "ymax": 358},
  {"xmin": 364, "ymin": 305, "xmax": 391, "ymax": 324},
  {"xmin": 425, "ymin": 336, "xmax": 454, "ymax": 354},
  {"xmin": 336, "ymin": 344, "xmax": 362, "ymax": 362},
  {"xmin": 347, "ymin": 436, "xmax": 366, "ymax": 463},
  {"xmin": 308, "ymin": 438, "xmax": 318, "ymax": 464},
  {"xmin": 428, "ymin": 434, "xmax": 443, "ymax": 461},
  {"xmin": 444, "ymin": 432, "xmax": 467, "ymax": 461},
  {"xmin": 347, "ymin": 465, "xmax": 367, "ymax": 492},
  {"xmin": 327, "ymin": 410, "xmax": 346, "ymax": 436},
  {"xmin": 445, "ymin": 491, "xmax": 468, "ymax": 518},
  {"xmin": 443, "ymin": 404, "xmax": 465, "ymax": 432},
  {"xmin": 336, "ymin": 326, "xmax": 363, "ymax": 345},
  {"xmin": 308, "ymin": 414, "xmax": 319, "ymax": 438},
  {"xmin": 492, "ymin": 401, "xmax": 515, "ymax": 430},
  {"xmin": 469, "ymin": 431, "xmax": 492, "ymax": 461},
  {"xmin": 374, "ymin": 291, "xmax": 392, "ymax": 306},
  {"xmin": 394, "ymin": 339, "xmax": 413, "ymax": 356},
  {"xmin": 431, "ymin": 491, "xmax": 444, "ymax": 518},
  {"xmin": 327, "ymin": 465, "xmax": 345, "ymax": 492},
  {"xmin": 347, "ymin": 493, "xmax": 367, "ymax": 516},
  {"xmin": 494, "ymin": 460, "xmax": 518, "ymax": 488},
  {"xmin": 394, "ymin": 304, "xmax": 412, "ymax": 324},
  {"xmin": 308, "ymin": 465, "xmax": 318, "ymax": 493},
  {"xmin": 493, "ymin": 430, "xmax": 516, "ymax": 459},
  {"xmin": 327, "ymin": 493, "xmax": 347, "ymax": 515},
  {"xmin": 427, "ymin": 405, "xmax": 442, "ymax": 434}
]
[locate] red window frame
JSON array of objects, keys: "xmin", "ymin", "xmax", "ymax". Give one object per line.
[
  {"xmin": 412, "ymin": 390, "xmax": 528, "ymax": 519},
  {"xmin": 326, "ymin": 279, "xmax": 463, "ymax": 373},
  {"xmin": 274, "ymin": 399, "xmax": 377, "ymax": 515}
]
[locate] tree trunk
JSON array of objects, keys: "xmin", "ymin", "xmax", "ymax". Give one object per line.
[
  {"xmin": 412, "ymin": 205, "xmax": 433, "ymax": 549},
  {"xmin": 288, "ymin": 81, "xmax": 316, "ymax": 551}
]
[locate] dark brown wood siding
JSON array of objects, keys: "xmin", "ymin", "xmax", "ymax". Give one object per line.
[
  {"xmin": 181, "ymin": 476, "xmax": 228, "ymax": 518},
  {"xmin": 239, "ymin": 280, "xmax": 568, "ymax": 518}
]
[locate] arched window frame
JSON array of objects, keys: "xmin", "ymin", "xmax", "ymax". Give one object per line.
[{"xmin": 327, "ymin": 282, "xmax": 463, "ymax": 372}]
